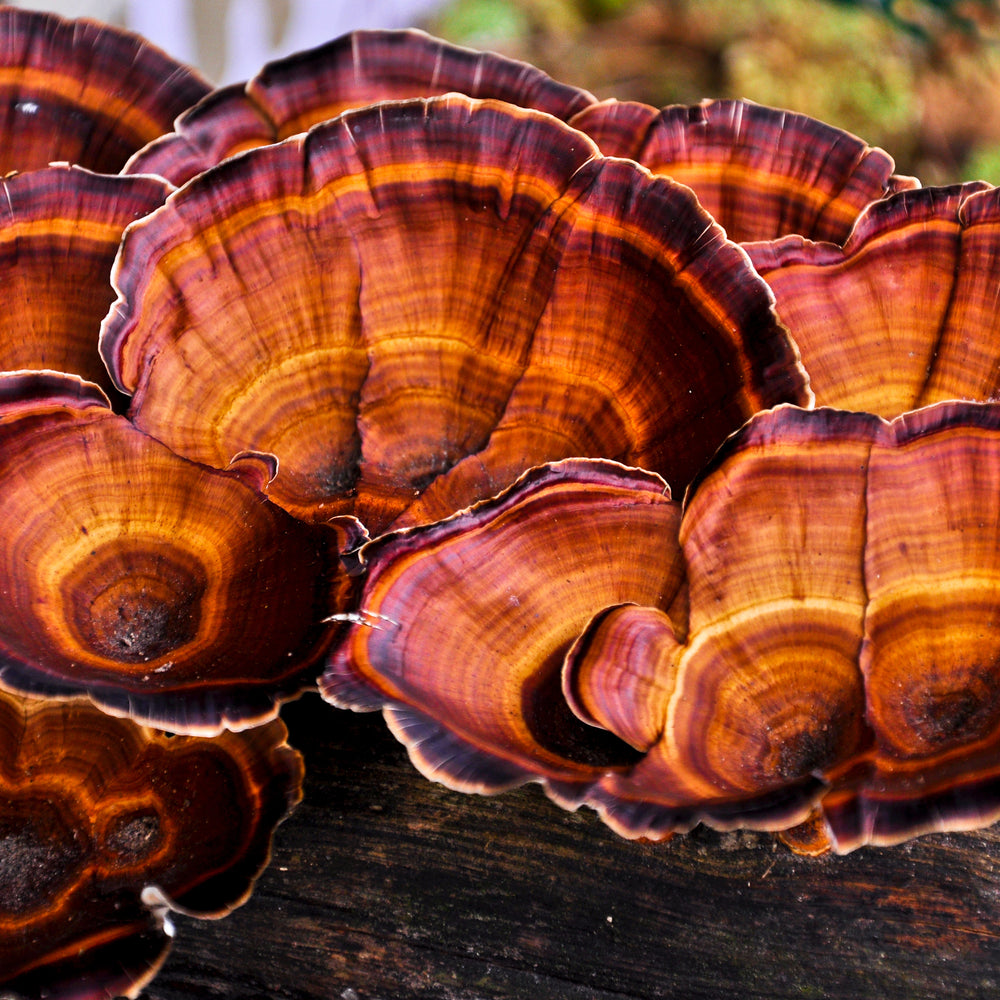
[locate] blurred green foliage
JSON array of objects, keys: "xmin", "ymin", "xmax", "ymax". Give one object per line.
[{"xmin": 424, "ymin": 0, "xmax": 1000, "ymax": 183}]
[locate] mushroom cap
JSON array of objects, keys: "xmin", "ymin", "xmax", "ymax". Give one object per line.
[
  {"xmin": 567, "ymin": 406, "xmax": 874, "ymax": 838},
  {"xmin": 0, "ymin": 371, "xmax": 348, "ymax": 735},
  {"xmin": 569, "ymin": 98, "xmax": 917, "ymax": 244},
  {"xmin": 747, "ymin": 182, "xmax": 1000, "ymax": 416},
  {"xmin": 0, "ymin": 688, "xmax": 302, "ymax": 999},
  {"xmin": 124, "ymin": 28, "xmax": 596, "ymax": 187},
  {"xmin": 0, "ymin": 7, "xmax": 209, "ymax": 174},
  {"xmin": 322, "ymin": 458, "xmax": 685, "ymax": 798},
  {"xmin": 566, "ymin": 403, "xmax": 1000, "ymax": 851},
  {"xmin": 101, "ymin": 95, "xmax": 807, "ymax": 536},
  {"xmin": 0, "ymin": 165, "xmax": 171, "ymax": 403}
]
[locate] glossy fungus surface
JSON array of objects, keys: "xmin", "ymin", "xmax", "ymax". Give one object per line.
[
  {"xmin": 0, "ymin": 689, "xmax": 302, "ymax": 999},
  {"xmin": 0, "ymin": 6, "xmax": 209, "ymax": 173},
  {"xmin": 0, "ymin": 372, "xmax": 347, "ymax": 735},
  {"xmin": 747, "ymin": 182, "xmax": 1000, "ymax": 416},
  {"xmin": 322, "ymin": 459, "xmax": 686, "ymax": 800},
  {"xmin": 565, "ymin": 403, "xmax": 1000, "ymax": 851},
  {"xmin": 102, "ymin": 95, "xmax": 807, "ymax": 536},
  {"xmin": 0, "ymin": 166, "xmax": 171, "ymax": 401},
  {"xmin": 125, "ymin": 28, "xmax": 596, "ymax": 186},
  {"xmin": 570, "ymin": 98, "xmax": 917, "ymax": 244}
]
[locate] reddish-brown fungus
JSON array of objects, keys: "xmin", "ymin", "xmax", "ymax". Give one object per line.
[
  {"xmin": 0, "ymin": 165, "xmax": 171, "ymax": 403},
  {"xmin": 747, "ymin": 182, "xmax": 1000, "ymax": 416},
  {"xmin": 0, "ymin": 7, "xmax": 209, "ymax": 173},
  {"xmin": 0, "ymin": 371, "xmax": 352, "ymax": 735},
  {"xmin": 570, "ymin": 98, "xmax": 917, "ymax": 244},
  {"xmin": 102, "ymin": 95, "xmax": 807, "ymax": 536},
  {"xmin": 322, "ymin": 459, "xmax": 685, "ymax": 800},
  {"xmin": 124, "ymin": 28, "xmax": 596, "ymax": 186},
  {"xmin": 0, "ymin": 689, "xmax": 302, "ymax": 999}
]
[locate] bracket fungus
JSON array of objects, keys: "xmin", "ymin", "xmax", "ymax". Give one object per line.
[
  {"xmin": 747, "ymin": 182, "xmax": 1000, "ymax": 416},
  {"xmin": 569, "ymin": 98, "xmax": 917, "ymax": 245},
  {"xmin": 101, "ymin": 94, "xmax": 807, "ymax": 537},
  {"xmin": 0, "ymin": 165, "xmax": 171, "ymax": 403},
  {"xmin": 0, "ymin": 371, "xmax": 351, "ymax": 735},
  {"xmin": 0, "ymin": 688, "xmax": 302, "ymax": 999},
  {"xmin": 322, "ymin": 458, "xmax": 686, "ymax": 799},
  {"xmin": 0, "ymin": 6, "xmax": 209, "ymax": 174},
  {"xmin": 124, "ymin": 28, "xmax": 596, "ymax": 187},
  {"xmin": 562, "ymin": 403, "xmax": 1000, "ymax": 852}
]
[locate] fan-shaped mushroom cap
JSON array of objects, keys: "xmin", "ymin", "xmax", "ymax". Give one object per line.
[
  {"xmin": 567, "ymin": 407, "xmax": 874, "ymax": 838},
  {"xmin": 0, "ymin": 689, "xmax": 302, "ymax": 999},
  {"xmin": 0, "ymin": 165, "xmax": 171, "ymax": 402},
  {"xmin": 0, "ymin": 7, "xmax": 209, "ymax": 174},
  {"xmin": 567, "ymin": 403, "xmax": 1000, "ymax": 851},
  {"xmin": 322, "ymin": 459, "xmax": 685, "ymax": 798},
  {"xmin": 101, "ymin": 95, "xmax": 807, "ymax": 536},
  {"xmin": 124, "ymin": 28, "xmax": 596, "ymax": 187},
  {"xmin": 0, "ymin": 371, "xmax": 348, "ymax": 735},
  {"xmin": 747, "ymin": 183, "xmax": 1000, "ymax": 416},
  {"xmin": 569, "ymin": 98, "xmax": 917, "ymax": 244},
  {"xmin": 826, "ymin": 401, "xmax": 1000, "ymax": 850}
]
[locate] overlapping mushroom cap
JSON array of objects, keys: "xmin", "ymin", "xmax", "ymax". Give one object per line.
[
  {"xmin": 124, "ymin": 28, "xmax": 596, "ymax": 187},
  {"xmin": 0, "ymin": 6, "xmax": 209, "ymax": 173},
  {"xmin": 101, "ymin": 94, "xmax": 807, "ymax": 536},
  {"xmin": 0, "ymin": 372, "xmax": 350, "ymax": 735},
  {"xmin": 322, "ymin": 458, "xmax": 686, "ymax": 798},
  {"xmin": 566, "ymin": 403, "xmax": 1000, "ymax": 851},
  {"xmin": 747, "ymin": 182, "xmax": 1000, "ymax": 416},
  {"xmin": 0, "ymin": 689, "xmax": 302, "ymax": 999},
  {"xmin": 0, "ymin": 165, "xmax": 171, "ymax": 402},
  {"xmin": 569, "ymin": 98, "xmax": 917, "ymax": 244}
]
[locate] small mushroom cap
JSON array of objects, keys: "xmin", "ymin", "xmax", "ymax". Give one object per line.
[
  {"xmin": 102, "ymin": 95, "xmax": 807, "ymax": 536},
  {"xmin": 0, "ymin": 688, "xmax": 302, "ymax": 999},
  {"xmin": 747, "ymin": 183, "xmax": 1000, "ymax": 416},
  {"xmin": 569, "ymin": 98, "xmax": 916, "ymax": 244},
  {"xmin": 0, "ymin": 371, "xmax": 346, "ymax": 735},
  {"xmin": 322, "ymin": 459, "xmax": 685, "ymax": 797},
  {"xmin": 124, "ymin": 28, "xmax": 596, "ymax": 186},
  {"xmin": 0, "ymin": 7, "xmax": 209, "ymax": 174},
  {"xmin": 0, "ymin": 165, "xmax": 171, "ymax": 402}
]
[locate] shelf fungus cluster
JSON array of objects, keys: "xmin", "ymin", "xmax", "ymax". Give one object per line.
[{"xmin": 7, "ymin": 4, "xmax": 1000, "ymax": 995}]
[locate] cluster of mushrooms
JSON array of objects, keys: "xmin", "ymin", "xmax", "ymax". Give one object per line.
[{"xmin": 5, "ymin": 5, "xmax": 1000, "ymax": 995}]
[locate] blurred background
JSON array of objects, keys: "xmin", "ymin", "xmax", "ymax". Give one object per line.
[{"xmin": 13, "ymin": 0, "xmax": 1000, "ymax": 184}]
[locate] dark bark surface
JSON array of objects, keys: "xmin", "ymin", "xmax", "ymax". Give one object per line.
[{"xmin": 148, "ymin": 693, "xmax": 1000, "ymax": 1000}]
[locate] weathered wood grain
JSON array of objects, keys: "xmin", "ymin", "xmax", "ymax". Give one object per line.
[{"xmin": 147, "ymin": 693, "xmax": 1000, "ymax": 1000}]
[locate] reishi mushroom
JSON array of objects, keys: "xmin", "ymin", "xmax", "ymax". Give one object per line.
[
  {"xmin": 0, "ymin": 688, "xmax": 302, "ymax": 999},
  {"xmin": 0, "ymin": 165, "xmax": 171, "ymax": 404},
  {"xmin": 124, "ymin": 28, "xmax": 596, "ymax": 186},
  {"xmin": 101, "ymin": 94, "xmax": 807, "ymax": 535},
  {"xmin": 746, "ymin": 182, "xmax": 1000, "ymax": 415},
  {"xmin": 0, "ymin": 6, "xmax": 209, "ymax": 173},
  {"xmin": 566, "ymin": 403, "xmax": 1000, "ymax": 851},
  {"xmin": 0, "ymin": 371, "xmax": 353, "ymax": 735},
  {"xmin": 322, "ymin": 458, "xmax": 686, "ymax": 799},
  {"xmin": 569, "ymin": 97, "xmax": 918, "ymax": 244}
]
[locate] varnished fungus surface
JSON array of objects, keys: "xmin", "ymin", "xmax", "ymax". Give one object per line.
[
  {"xmin": 0, "ymin": 166, "xmax": 170, "ymax": 401},
  {"xmin": 322, "ymin": 459, "xmax": 686, "ymax": 798},
  {"xmin": 0, "ymin": 689, "xmax": 302, "ymax": 1000},
  {"xmin": 747, "ymin": 183, "xmax": 1000, "ymax": 416},
  {"xmin": 0, "ymin": 372, "xmax": 344, "ymax": 735},
  {"xmin": 102, "ymin": 95, "xmax": 807, "ymax": 535},
  {"xmin": 562, "ymin": 403, "xmax": 1000, "ymax": 852},
  {"xmin": 570, "ymin": 98, "xmax": 916, "ymax": 244},
  {"xmin": 125, "ymin": 28, "xmax": 596, "ymax": 187},
  {"xmin": 0, "ymin": 7, "xmax": 209, "ymax": 174}
]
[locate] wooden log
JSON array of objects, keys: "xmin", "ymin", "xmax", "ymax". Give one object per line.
[{"xmin": 148, "ymin": 693, "xmax": 1000, "ymax": 1000}]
